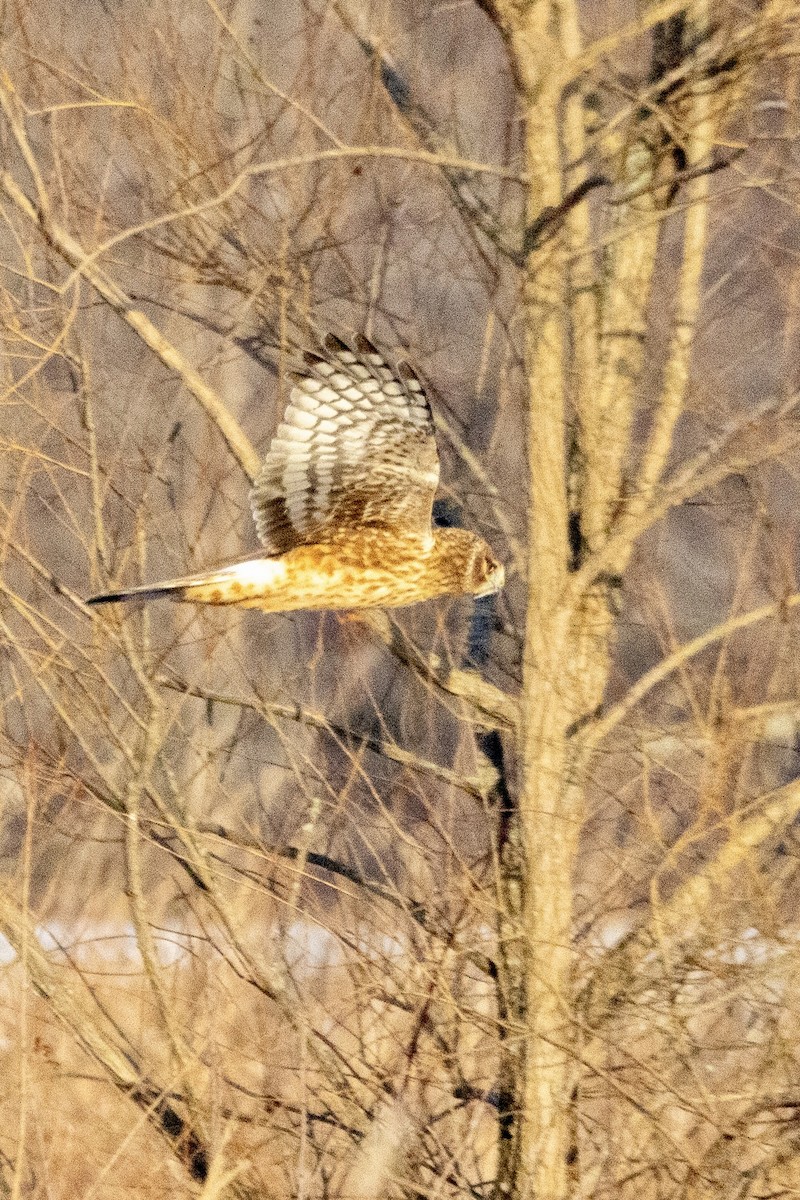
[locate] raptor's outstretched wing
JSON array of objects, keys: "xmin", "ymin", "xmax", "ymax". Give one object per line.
[{"xmin": 249, "ymin": 335, "xmax": 439, "ymax": 553}]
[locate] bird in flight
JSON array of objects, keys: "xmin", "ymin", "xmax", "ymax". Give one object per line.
[{"xmin": 86, "ymin": 335, "xmax": 504, "ymax": 614}]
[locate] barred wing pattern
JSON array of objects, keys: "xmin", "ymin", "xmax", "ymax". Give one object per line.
[
  {"xmin": 86, "ymin": 333, "xmax": 506, "ymax": 613},
  {"xmin": 249, "ymin": 335, "xmax": 440, "ymax": 553}
]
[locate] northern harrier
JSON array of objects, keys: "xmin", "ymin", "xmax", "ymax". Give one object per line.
[{"xmin": 86, "ymin": 335, "xmax": 504, "ymax": 613}]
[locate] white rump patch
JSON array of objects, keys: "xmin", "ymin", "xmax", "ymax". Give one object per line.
[{"xmin": 228, "ymin": 559, "xmax": 288, "ymax": 588}]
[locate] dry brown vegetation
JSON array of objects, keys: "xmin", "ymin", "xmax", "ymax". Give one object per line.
[{"xmin": 1, "ymin": 0, "xmax": 800, "ymax": 1197}]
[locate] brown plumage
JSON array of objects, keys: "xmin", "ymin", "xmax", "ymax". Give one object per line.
[{"xmin": 86, "ymin": 335, "xmax": 504, "ymax": 613}]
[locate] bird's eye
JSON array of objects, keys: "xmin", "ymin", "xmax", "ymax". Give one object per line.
[{"xmin": 475, "ymin": 554, "xmax": 494, "ymax": 583}]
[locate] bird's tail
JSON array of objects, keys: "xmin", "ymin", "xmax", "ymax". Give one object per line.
[
  {"xmin": 86, "ymin": 578, "xmax": 196, "ymax": 606},
  {"xmin": 86, "ymin": 557, "xmax": 286, "ymax": 609}
]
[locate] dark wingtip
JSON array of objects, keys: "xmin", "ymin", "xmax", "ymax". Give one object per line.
[
  {"xmin": 354, "ymin": 333, "xmax": 380, "ymax": 357},
  {"xmin": 397, "ymin": 360, "xmax": 422, "ymax": 385},
  {"xmin": 324, "ymin": 333, "xmax": 351, "ymax": 354}
]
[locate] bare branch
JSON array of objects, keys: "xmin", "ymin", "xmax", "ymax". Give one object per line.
[{"xmin": 157, "ymin": 670, "xmax": 501, "ymax": 799}]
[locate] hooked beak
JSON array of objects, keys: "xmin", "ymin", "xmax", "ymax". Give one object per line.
[{"xmin": 475, "ymin": 563, "xmax": 505, "ymax": 598}]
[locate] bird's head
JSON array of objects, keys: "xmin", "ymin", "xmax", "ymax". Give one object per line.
[
  {"xmin": 431, "ymin": 527, "xmax": 505, "ymax": 599},
  {"xmin": 469, "ymin": 545, "xmax": 505, "ymax": 597}
]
